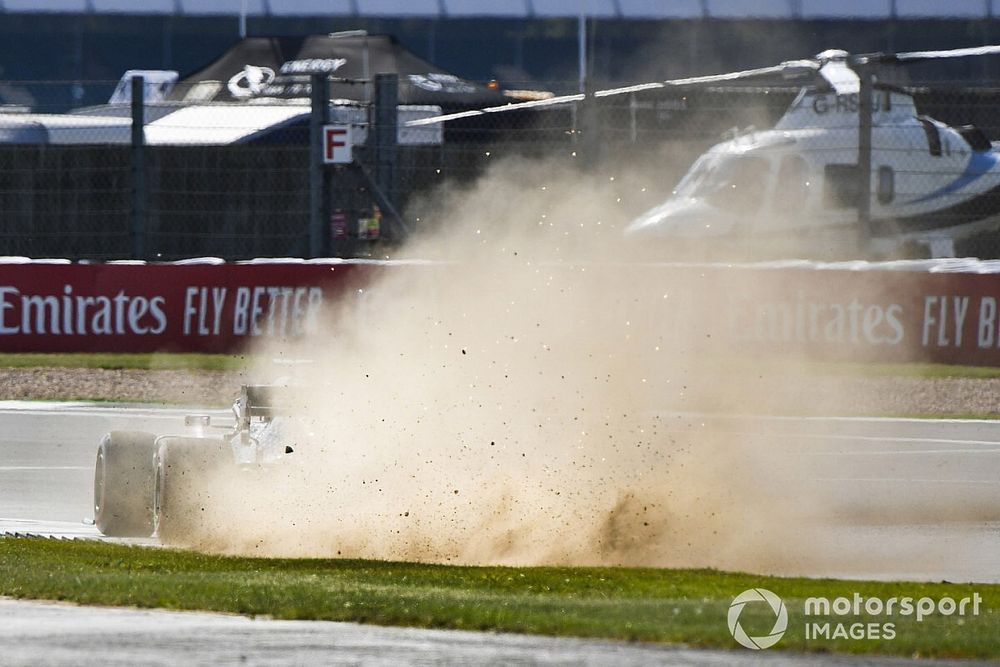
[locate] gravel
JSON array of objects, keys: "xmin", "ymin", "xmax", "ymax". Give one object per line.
[
  {"xmin": 0, "ymin": 368, "xmax": 251, "ymax": 406},
  {"xmin": 765, "ymin": 375, "xmax": 1000, "ymax": 417},
  {"xmin": 0, "ymin": 367, "xmax": 998, "ymax": 417}
]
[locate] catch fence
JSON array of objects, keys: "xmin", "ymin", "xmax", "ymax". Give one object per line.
[{"xmin": 2, "ymin": 74, "xmax": 1000, "ymax": 259}]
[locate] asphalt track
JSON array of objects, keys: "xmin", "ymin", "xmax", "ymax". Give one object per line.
[
  {"xmin": 1, "ymin": 598, "xmax": 988, "ymax": 667},
  {"xmin": 0, "ymin": 402, "xmax": 998, "ymax": 664}
]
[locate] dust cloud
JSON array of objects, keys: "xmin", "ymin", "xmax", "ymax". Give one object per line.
[{"xmin": 169, "ymin": 156, "xmax": 920, "ymax": 575}]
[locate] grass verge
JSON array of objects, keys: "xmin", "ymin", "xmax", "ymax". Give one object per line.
[
  {"xmin": 804, "ymin": 360, "xmax": 1000, "ymax": 379},
  {"xmin": 1, "ymin": 353, "xmax": 1000, "ymax": 380},
  {"xmin": 0, "ymin": 353, "xmax": 248, "ymax": 372},
  {"xmin": 1, "ymin": 537, "xmax": 996, "ymax": 659}
]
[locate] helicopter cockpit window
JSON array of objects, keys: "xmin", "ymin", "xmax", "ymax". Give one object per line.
[
  {"xmin": 673, "ymin": 154, "xmax": 716, "ymax": 197},
  {"xmin": 683, "ymin": 155, "xmax": 768, "ymax": 213},
  {"xmin": 918, "ymin": 117, "xmax": 943, "ymax": 157}
]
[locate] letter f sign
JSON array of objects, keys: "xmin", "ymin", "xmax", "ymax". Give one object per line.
[{"xmin": 323, "ymin": 125, "xmax": 352, "ymax": 164}]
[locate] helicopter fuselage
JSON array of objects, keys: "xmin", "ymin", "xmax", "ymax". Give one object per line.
[{"xmin": 625, "ymin": 89, "xmax": 1000, "ymax": 256}]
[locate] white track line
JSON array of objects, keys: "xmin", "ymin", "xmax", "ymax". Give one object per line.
[
  {"xmin": 649, "ymin": 410, "xmax": 1000, "ymax": 426},
  {"xmin": 0, "ymin": 466, "xmax": 91, "ymax": 471},
  {"xmin": 711, "ymin": 429, "xmax": 1000, "ymax": 447},
  {"xmin": 0, "ymin": 401, "xmax": 230, "ymax": 417},
  {"xmin": 804, "ymin": 449, "xmax": 1000, "ymax": 456},
  {"xmin": 815, "ymin": 477, "xmax": 1000, "ymax": 485}
]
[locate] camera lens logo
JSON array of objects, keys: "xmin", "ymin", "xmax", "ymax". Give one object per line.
[{"xmin": 728, "ymin": 588, "xmax": 788, "ymax": 650}]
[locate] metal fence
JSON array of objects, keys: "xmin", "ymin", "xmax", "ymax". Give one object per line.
[{"xmin": 3, "ymin": 74, "xmax": 1000, "ymax": 260}]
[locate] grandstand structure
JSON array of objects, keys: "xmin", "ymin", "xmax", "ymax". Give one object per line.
[
  {"xmin": 0, "ymin": 2, "xmax": 996, "ymax": 19},
  {"xmin": 3, "ymin": 3, "xmax": 1000, "ymax": 113}
]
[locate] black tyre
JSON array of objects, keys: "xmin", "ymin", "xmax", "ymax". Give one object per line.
[
  {"xmin": 93, "ymin": 431, "xmax": 157, "ymax": 537},
  {"xmin": 153, "ymin": 437, "xmax": 232, "ymax": 544}
]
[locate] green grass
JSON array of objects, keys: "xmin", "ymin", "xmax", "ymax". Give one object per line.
[
  {"xmin": 805, "ymin": 360, "xmax": 1000, "ymax": 379},
  {"xmin": 0, "ymin": 353, "xmax": 249, "ymax": 371},
  {"xmin": 710, "ymin": 356, "xmax": 1000, "ymax": 380},
  {"xmin": 1, "ymin": 352, "xmax": 1000, "ymax": 379},
  {"xmin": 1, "ymin": 537, "xmax": 997, "ymax": 658},
  {"xmin": 0, "ymin": 353, "xmax": 998, "ymax": 380},
  {"xmin": 891, "ymin": 412, "xmax": 1000, "ymax": 421}
]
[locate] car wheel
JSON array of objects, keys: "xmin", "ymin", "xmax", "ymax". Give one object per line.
[
  {"xmin": 153, "ymin": 438, "xmax": 231, "ymax": 545},
  {"xmin": 93, "ymin": 431, "xmax": 157, "ymax": 537}
]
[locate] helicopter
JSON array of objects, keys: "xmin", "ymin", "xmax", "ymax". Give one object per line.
[{"xmin": 407, "ymin": 46, "xmax": 1000, "ymax": 258}]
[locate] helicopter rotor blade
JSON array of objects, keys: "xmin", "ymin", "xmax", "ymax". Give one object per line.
[
  {"xmin": 404, "ymin": 57, "xmax": 830, "ymax": 127},
  {"xmin": 594, "ymin": 60, "xmax": 819, "ymax": 98},
  {"xmin": 407, "ymin": 47, "xmax": 976, "ymax": 128},
  {"xmin": 406, "ymin": 61, "xmax": 820, "ymax": 127},
  {"xmin": 404, "ymin": 43, "xmax": 1000, "ymax": 128},
  {"xmin": 405, "ymin": 93, "xmax": 585, "ymax": 127},
  {"xmin": 887, "ymin": 44, "xmax": 1000, "ymax": 63}
]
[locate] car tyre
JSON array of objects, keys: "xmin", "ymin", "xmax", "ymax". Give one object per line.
[
  {"xmin": 153, "ymin": 437, "xmax": 231, "ymax": 544},
  {"xmin": 93, "ymin": 431, "xmax": 157, "ymax": 537}
]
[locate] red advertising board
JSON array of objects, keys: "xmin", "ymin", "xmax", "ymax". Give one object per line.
[
  {"xmin": 0, "ymin": 261, "xmax": 378, "ymax": 353},
  {"xmin": 4, "ymin": 259, "xmax": 1000, "ymax": 365},
  {"xmin": 708, "ymin": 266, "xmax": 1000, "ymax": 367}
]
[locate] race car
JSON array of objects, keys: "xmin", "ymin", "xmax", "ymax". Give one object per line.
[{"xmin": 92, "ymin": 385, "xmax": 291, "ymax": 541}]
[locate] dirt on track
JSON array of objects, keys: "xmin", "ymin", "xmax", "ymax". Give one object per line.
[
  {"xmin": 0, "ymin": 368, "xmax": 249, "ymax": 406},
  {"xmin": 0, "ymin": 366, "xmax": 998, "ymax": 417}
]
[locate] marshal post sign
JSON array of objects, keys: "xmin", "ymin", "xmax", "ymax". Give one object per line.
[{"xmin": 322, "ymin": 124, "xmax": 353, "ymax": 164}]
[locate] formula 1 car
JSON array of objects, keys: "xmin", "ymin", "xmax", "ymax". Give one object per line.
[{"xmin": 92, "ymin": 385, "xmax": 291, "ymax": 540}]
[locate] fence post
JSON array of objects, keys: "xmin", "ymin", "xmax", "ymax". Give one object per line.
[
  {"xmin": 577, "ymin": 80, "xmax": 600, "ymax": 170},
  {"xmin": 373, "ymin": 73, "xmax": 398, "ymax": 241},
  {"xmin": 130, "ymin": 75, "xmax": 146, "ymax": 260},
  {"xmin": 309, "ymin": 72, "xmax": 328, "ymax": 258},
  {"xmin": 857, "ymin": 65, "xmax": 874, "ymax": 253}
]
